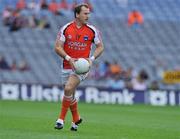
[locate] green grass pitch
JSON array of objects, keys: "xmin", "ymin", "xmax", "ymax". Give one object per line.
[{"xmin": 0, "ymin": 100, "xmax": 180, "ymax": 139}]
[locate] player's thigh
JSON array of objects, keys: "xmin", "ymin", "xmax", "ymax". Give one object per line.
[
  {"xmin": 65, "ymin": 74, "xmax": 80, "ymax": 92},
  {"xmin": 61, "ymin": 69, "xmax": 71, "ymax": 85}
]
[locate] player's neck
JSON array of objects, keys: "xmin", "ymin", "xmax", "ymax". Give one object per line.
[{"xmin": 74, "ymin": 19, "xmax": 85, "ymax": 29}]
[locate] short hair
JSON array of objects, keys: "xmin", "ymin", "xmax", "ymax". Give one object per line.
[{"xmin": 74, "ymin": 3, "xmax": 89, "ymax": 18}]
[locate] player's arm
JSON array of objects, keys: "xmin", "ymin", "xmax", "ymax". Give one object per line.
[
  {"xmin": 93, "ymin": 42, "xmax": 104, "ymax": 60},
  {"xmin": 87, "ymin": 42, "xmax": 104, "ymax": 66},
  {"xmin": 55, "ymin": 39, "xmax": 67, "ymax": 59},
  {"xmin": 54, "ymin": 39, "xmax": 75, "ymax": 69},
  {"xmin": 89, "ymin": 27, "xmax": 104, "ymax": 64},
  {"xmin": 90, "ymin": 27, "xmax": 104, "ymax": 63}
]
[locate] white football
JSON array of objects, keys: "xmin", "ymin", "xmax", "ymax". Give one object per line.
[{"xmin": 74, "ymin": 58, "xmax": 90, "ymax": 74}]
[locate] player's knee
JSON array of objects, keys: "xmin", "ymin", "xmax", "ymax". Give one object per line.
[{"xmin": 64, "ymin": 84, "xmax": 74, "ymax": 93}]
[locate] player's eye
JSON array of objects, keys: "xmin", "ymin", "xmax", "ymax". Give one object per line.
[{"xmin": 85, "ymin": 12, "xmax": 90, "ymax": 15}]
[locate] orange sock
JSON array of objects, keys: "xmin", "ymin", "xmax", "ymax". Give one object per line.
[
  {"xmin": 59, "ymin": 95, "xmax": 72, "ymax": 121},
  {"xmin": 70, "ymin": 98, "xmax": 80, "ymax": 123}
]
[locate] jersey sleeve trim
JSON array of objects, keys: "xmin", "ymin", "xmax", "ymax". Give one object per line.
[
  {"xmin": 86, "ymin": 24, "xmax": 101, "ymax": 45},
  {"xmin": 57, "ymin": 22, "xmax": 72, "ymax": 42}
]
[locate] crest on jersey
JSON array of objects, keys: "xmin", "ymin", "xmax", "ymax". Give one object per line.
[
  {"xmin": 68, "ymin": 35, "xmax": 72, "ymax": 39},
  {"xmin": 84, "ymin": 36, "xmax": 88, "ymax": 41}
]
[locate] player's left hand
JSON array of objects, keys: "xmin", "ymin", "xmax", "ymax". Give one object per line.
[{"xmin": 85, "ymin": 58, "xmax": 93, "ymax": 67}]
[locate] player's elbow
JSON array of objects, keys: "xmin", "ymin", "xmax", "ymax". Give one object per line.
[
  {"xmin": 99, "ymin": 45, "xmax": 104, "ymax": 53},
  {"xmin": 55, "ymin": 40, "xmax": 64, "ymax": 54},
  {"xmin": 101, "ymin": 45, "xmax": 104, "ymax": 52},
  {"xmin": 54, "ymin": 45, "xmax": 60, "ymax": 54}
]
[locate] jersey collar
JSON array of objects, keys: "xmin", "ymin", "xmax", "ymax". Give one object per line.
[{"xmin": 73, "ymin": 20, "xmax": 86, "ymax": 30}]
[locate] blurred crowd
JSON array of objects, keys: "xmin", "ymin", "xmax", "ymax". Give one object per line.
[
  {"xmin": 1, "ymin": 53, "xmax": 159, "ymax": 90},
  {"xmin": 88, "ymin": 60, "xmax": 161, "ymax": 91},
  {"xmin": 1, "ymin": 0, "xmax": 178, "ymax": 90},
  {"xmin": 2, "ymin": 0, "xmax": 93, "ymax": 32},
  {"xmin": 0, "ymin": 55, "xmax": 30, "ymax": 71},
  {"xmin": 0, "ymin": 55, "xmax": 177, "ymax": 90},
  {"xmin": 127, "ymin": 9, "xmax": 144, "ymax": 30}
]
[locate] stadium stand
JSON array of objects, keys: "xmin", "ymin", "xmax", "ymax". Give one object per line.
[{"xmin": 0, "ymin": 0, "xmax": 179, "ymax": 89}]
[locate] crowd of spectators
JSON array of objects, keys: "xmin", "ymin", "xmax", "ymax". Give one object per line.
[
  {"xmin": 1, "ymin": 53, "xmax": 154, "ymax": 90},
  {"xmin": 1, "ymin": 1, "xmax": 177, "ymax": 90},
  {"xmin": 127, "ymin": 9, "xmax": 144, "ymax": 30},
  {"xmin": 2, "ymin": 0, "xmax": 93, "ymax": 32},
  {"xmin": 88, "ymin": 60, "xmax": 161, "ymax": 91},
  {"xmin": 0, "ymin": 55, "xmax": 30, "ymax": 71},
  {"xmin": 0, "ymin": 54, "xmax": 175, "ymax": 91}
]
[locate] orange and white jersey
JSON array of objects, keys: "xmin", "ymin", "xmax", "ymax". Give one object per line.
[{"xmin": 57, "ymin": 21, "xmax": 101, "ymax": 69}]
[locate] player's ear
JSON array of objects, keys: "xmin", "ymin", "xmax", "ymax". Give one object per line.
[{"xmin": 76, "ymin": 13, "xmax": 80, "ymax": 18}]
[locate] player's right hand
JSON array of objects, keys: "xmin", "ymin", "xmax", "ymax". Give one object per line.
[{"xmin": 69, "ymin": 58, "xmax": 76, "ymax": 71}]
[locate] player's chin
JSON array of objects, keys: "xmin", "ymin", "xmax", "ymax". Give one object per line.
[{"xmin": 84, "ymin": 19, "xmax": 88, "ymax": 24}]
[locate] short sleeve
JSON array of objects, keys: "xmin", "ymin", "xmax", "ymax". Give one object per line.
[
  {"xmin": 56, "ymin": 27, "xmax": 66, "ymax": 42},
  {"xmin": 94, "ymin": 29, "xmax": 102, "ymax": 45},
  {"xmin": 87, "ymin": 24, "xmax": 102, "ymax": 45}
]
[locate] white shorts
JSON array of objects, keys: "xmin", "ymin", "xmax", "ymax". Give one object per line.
[{"xmin": 61, "ymin": 69, "xmax": 89, "ymax": 85}]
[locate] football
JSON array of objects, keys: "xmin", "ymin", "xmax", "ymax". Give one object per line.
[{"xmin": 74, "ymin": 58, "xmax": 90, "ymax": 74}]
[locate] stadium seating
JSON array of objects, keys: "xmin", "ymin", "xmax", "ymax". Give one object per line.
[{"xmin": 0, "ymin": 0, "xmax": 179, "ymax": 89}]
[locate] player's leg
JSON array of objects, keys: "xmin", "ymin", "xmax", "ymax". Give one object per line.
[
  {"xmin": 70, "ymin": 91, "xmax": 82, "ymax": 131},
  {"xmin": 69, "ymin": 73, "xmax": 88, "ymax": 131},
  {"xmin": 55, "ymin": 74, "xmax": 80, "ymax": 129},
  {"xmin": 59, "ymin": 74, "xmax": 80, "ymax": 120},
  {"xmin": 70, "ymin": 92, "xmax": 81, "ymax": 123}
]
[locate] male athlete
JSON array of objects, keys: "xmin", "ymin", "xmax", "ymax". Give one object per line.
[{"xmin": 54, "ymin": 3, "xmax": 104, "ymax": 131}]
